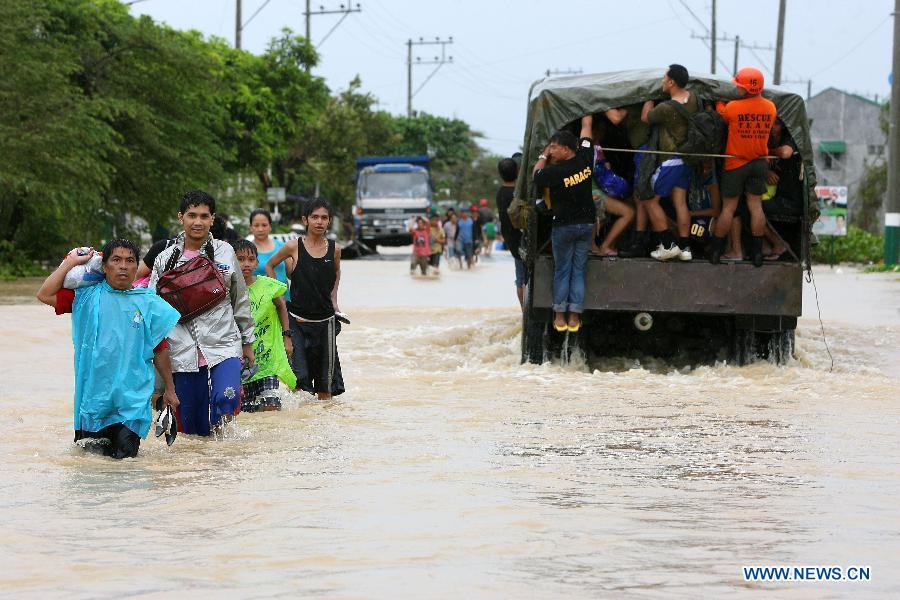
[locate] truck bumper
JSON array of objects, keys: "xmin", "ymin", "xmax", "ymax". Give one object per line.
[{"xmin": 532, "ymin": 256, "xmax": 802, "ymax": 317}]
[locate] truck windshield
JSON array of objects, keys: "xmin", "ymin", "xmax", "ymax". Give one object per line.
[{"xmin": 359, "ymin": 171, "xmax": 429, "ymax": 199}]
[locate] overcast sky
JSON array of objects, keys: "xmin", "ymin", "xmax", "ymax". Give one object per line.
[{"xmin": 131, "ymin": 0, "xmax": 894, "ymax": 155}]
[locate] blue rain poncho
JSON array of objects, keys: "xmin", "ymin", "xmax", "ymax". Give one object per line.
[{"xmin": 71, "ymin": 281, "xmax": 180, "ymax": 438}]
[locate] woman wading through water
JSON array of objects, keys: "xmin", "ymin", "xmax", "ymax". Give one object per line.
[
  {"xmin": 250, "ymin": 208, "xmax": 293, "ymax": 284},
  {"xmin": 265, "ymin": 199, "xmax": 345, "ymax": 400}
]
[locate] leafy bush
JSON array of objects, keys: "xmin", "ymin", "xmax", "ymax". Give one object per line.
[
  {"xmin": 863, "ymin": 263, "xmax": 900, "ymax": 273},
  {"xmin": 811, "ymin": 226, "xmax": 884, "ymax": 264},
  {"xmin": 0, "ymin": 241, "xmax": 48, "ymax": 280}
]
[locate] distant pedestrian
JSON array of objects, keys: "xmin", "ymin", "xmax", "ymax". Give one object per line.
[
  {"xmin": 456, "ymin": 210, "xmax": 475, "ymax": 269},
  {"xmin": 443, "ymin": 212, "xmax": 460, "ymax": 268},
  {"xmin": 409, "ymin": 216, "xmax": 430, "ymax": 276},
  {"xmin": 428, "ymin": 214, "xmax": 446, "ymax": 275}
]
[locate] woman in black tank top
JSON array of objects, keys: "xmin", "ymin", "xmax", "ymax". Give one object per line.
[{"xmin": 288, "ymin": 238, "xmax": 336, "ymax": 320}]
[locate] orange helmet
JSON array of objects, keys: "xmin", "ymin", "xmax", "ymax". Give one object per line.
[{"xmin": 733, "ymin": 67, "xmax": 764, "ymax": 95}]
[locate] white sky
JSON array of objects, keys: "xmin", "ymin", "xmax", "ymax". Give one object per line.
[{"xmin": 131, "ymin": 0, "xmax": 895, "ymax": 155}]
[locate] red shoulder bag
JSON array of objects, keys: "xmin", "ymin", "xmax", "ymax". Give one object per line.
[{"xmin": 156, "ymin": 255, "xmax": 227, "ymax": 323}]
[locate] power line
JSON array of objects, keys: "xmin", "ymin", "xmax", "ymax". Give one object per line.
[
  {"xmin": 691, "ymin": 32, "xmax": 773, "ymax": 75},
  {"xmin": 407, "ymin": 37, "xmax": 453, "ymax": 117},
  {"xmin": 242, "ymin": 0, "xmax": 272, "ymax": 29},
  {"xmin": 811, "ymin": 14, "xmax": 892, "ymax": 77},
  {"xmin": 782, "ymin": 78, "xmax": 812, "ymax": 99},
  {"xmin": 304, "ymin": 2, "xmax": 362, "ymax": 70},
  {"xmin": 676, "ymin": 0, "xmax": 707, "ymax": 31}
]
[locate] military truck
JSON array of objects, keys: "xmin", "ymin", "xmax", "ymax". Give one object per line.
[{"xmin": 515, "ymin": 69, "xmax": 818, "ymax": 365}]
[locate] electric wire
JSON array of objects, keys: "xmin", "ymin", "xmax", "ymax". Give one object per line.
[
  {"xmin": 811, "ymin": 15, "xmax": 891, "ymax": 77},
  {"xmin": 805, "ymin": 267, "xmax": 834, "ymax": 372},
  {"xmin": 242, "ymin": 0, "xmax": 272, "ymax": 29}
]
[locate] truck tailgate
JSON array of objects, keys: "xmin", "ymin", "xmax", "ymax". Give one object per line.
[{"xmin": 532, "ymin": 256, "xmax": 803, "ymax": 317}]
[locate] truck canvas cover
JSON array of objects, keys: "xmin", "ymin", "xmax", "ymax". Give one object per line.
[{"xmin": 513, "ymin": 69, "xmax": 818, "ymax": 220}]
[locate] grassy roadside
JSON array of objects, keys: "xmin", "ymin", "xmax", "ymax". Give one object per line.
[{"xmin": 0, "ymin": 277, "xmax": 43, "ymax": 304}]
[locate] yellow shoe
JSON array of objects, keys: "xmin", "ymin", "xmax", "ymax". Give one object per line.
[
  {"xmin": 553, "ymin": 322, "xmax": 568, "ymax": 332},
  {"xmin": 567, "ymin": 322, "xmax": 581, "ymax": 333}
]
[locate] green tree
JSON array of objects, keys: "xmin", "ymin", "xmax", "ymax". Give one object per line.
[
  {"xmin": 855, "ymin": 101, "xmax": 889, "ymax": 234},
  {"xmin": 392, "ymin": 113, "xmax": 481, "ymax": 172},
  {"xmin": 214, "ymin": 29, "xmax": 329, "ymax": 189},
  {"xmin": 52, "ymin": 0, "xmax": 232, "ymax": 235},
  {"xmin": 286, "ymin": 77, "xmax": 399, "ymax": 212},
  {"xmin": 0, "ymin": 0, "xmax": 116, "ymax": 258},
  {"xmin": 857, "ymin": 160, "xmax": 886, "ymax": 234}
]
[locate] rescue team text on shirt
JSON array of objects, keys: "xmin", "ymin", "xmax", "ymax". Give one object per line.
[
  {"xmin": 736, "ymin": 112, "xmax": 773, "ymax": 139},
  {"xmin": 564, "ymin": 166, "xmax": 592, "ymax": 188}
]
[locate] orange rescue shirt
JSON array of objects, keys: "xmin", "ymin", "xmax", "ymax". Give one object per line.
[{"xmin": 717, "ymin": 95, "xmax": 777, "ymax": 171}]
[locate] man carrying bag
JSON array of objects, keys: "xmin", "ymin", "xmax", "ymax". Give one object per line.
[{"xmin": 149, "ymin": 190, "xmax": 255, "ymax": 436}]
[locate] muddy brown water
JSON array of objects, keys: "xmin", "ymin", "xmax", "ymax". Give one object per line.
[{"xmin": 1, "ymin": 257, "xmax": 897, "ymax": 598}]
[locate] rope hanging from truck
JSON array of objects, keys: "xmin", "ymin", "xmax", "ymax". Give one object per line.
[{"xmin": 597, "ymin": 147, "xmax": 778, "ymax": 160}]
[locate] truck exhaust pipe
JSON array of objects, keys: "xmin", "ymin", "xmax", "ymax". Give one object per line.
[{"xmin": 634, "ymin": 312, "xmax": 653, "ymax": 331}]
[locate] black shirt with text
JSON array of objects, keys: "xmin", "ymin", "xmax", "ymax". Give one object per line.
[{"xmin": 533, "ymin": 137, "xmax": 596, "ymax": 226}]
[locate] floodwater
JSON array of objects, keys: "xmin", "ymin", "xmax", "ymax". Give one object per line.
[{"xmin": 0, "ymin": 254, "xmax": 898, "ymax": 598}]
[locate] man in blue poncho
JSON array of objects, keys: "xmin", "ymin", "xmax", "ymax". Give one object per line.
[{"xmin": 37, "ymin": 239, "xmax": 181, "ymax": 459}]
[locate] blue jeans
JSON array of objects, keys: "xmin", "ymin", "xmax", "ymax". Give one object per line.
[
  {"xmin": 551, "ymin": 223, "xmax": 593, "ymax": 313},
  {"xmin": 514, "ymin": 257, "xmax": 527, "ymax": 288}
]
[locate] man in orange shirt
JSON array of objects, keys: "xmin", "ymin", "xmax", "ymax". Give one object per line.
[{"xmin": 708, "ymin": 67, "xmax": 777, "ymax": 267}]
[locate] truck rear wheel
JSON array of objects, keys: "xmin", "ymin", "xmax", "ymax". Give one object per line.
[
  {"xmin": 757, "ymin": 329, "xmax": 795, "ymax": 365},
  {"xmin": 730, "ymin": 327, "xmax": 795, "ymax": 366},
  {"xmin": 731, "ymin": 328, "xmax": 756, "ymax": 366},
  {"xmin": 521, "ymin": 281, "xmax": 546, "ymax": 364}
]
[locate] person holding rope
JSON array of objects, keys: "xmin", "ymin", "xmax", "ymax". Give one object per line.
[
  {"xmin": 605, "ymin": 103, "xmax": 653, "ymax": 258},
  {"xmin": 266, "ymin": 199, "xmax": 345, "ymax": 400},
  {"xmin": 533, "ymin": 115, "xmax": 595, "ymax": 333},
  {"xmin": 708, "ymin": 67, "xmax": 777, "ymax": 267},
  {"xmin": 640, "ymin": 64, "xmax": 699, "ymax": 262}
]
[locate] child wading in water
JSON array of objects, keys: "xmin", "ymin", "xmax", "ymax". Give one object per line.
[
  {"xmin": 233, "ymin": 240, "xmax": 297, "ymax": 411},
  {"xmin": 265, "ymin": 199, "xmax": 346, "ymax": 400}
]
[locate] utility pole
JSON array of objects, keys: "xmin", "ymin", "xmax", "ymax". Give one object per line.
[
  {"xmin": 236, "ymin": 0, "xmax": 277, "ymax": 50},
  {"xmin": 886, "ymin": 0, "xmax": 900, "ymax": 265},
  {"xmin": 774, "ymin": 0, "xmax": 786, "ymax": 84},
  {"xmin": 306, "ymin": 0, "xmax": 311, "ymax": 43},
  {"xmin": 710, "ymin": 0, "xmax": 717, "ymax": 73},
  {"xmin": 545, "ymin": 68, "xmax": 583, "ymax": 78},
  {"xmin": 406, "ymin": 37, "xmax": 453, "ymax": 117},
  {"xmin": 783, "ymin": 78, "xmax": 812, "ymax": 99},
  {"xmin": 235, "ymin": 0, "xmax": 242, "ymax": 49},
  {"xmin": 303, "ymin": 2, "xmax": 362, "ymax": 72},
  {"xmin": 692, "ymin": 32, "xmax": 772, "ymax": 76},
  {"xmin": 733, "ymin": 34, "xmax": 740, "ymax": 74}
]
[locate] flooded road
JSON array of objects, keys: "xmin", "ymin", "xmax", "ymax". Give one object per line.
[{"xmin": 1, "ymin": 256, "xmax": 898, "ymax": 598}]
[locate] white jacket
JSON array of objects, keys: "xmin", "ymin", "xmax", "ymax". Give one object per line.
[{"xmin": 149, "ymin": 233, "xmax": 254, "ymax": 373}]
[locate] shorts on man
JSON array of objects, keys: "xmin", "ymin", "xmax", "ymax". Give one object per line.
[
  {"xmin": 651, "ymin": 158, "xmax": 692, "ymax": 197},
  {"xmin": 720, "ymin": 158, "xmax": 768, "ymax": 198}
]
